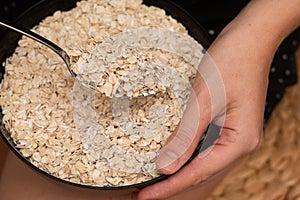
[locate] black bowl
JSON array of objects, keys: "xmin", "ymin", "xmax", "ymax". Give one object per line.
[{"xmin": 0, "ymin": 0, "xmax": 210, "ymax": 190}]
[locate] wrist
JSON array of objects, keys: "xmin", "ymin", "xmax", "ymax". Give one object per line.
[{"xmin": 218, "ymin": 0, "xmax": 300, "ymax": 54}]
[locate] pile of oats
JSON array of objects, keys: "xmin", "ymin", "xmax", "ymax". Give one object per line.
[{"xmin": 0, "ymin": 0, "xmax": 204, "ymax": 187}]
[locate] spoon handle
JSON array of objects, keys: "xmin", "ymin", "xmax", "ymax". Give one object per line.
[{"xmin": 0, "ymin": 20, "xmax": 71, "ymax": 68}]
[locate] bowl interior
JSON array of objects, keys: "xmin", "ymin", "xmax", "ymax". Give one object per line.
[{"xmin": 0, "ymin": 0, "xmax": 210, "ymax": 190}]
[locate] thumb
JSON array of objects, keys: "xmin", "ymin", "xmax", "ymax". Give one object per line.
[
  {"xmin": 156, "ymin": 86, "xmax": 210, "ymax": 174},
  {"xmin": 156, "ymin": 52, "xmax": 226, "ymax": 174}
]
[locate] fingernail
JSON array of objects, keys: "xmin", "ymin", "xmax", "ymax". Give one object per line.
[
  {"xmin": 198, "ymin": 145, "xmax": 213, "ymax": 159},
  {"xmin": 156, "ymin": 150, "xmax": 179, "ymax": 172}
]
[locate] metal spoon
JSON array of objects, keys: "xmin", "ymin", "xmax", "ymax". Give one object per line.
[
  {"xmin": 0, "ymin": 20, "xmax": 162, "ymax": 98},
  {"xmin": 0, "ymin": 20, "xmax": 77, "ymax": 80}
]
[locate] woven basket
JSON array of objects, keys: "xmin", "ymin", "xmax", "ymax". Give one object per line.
[{"xmin": 208, "ymin": 48, "xmax": 300, "ymax": 200}]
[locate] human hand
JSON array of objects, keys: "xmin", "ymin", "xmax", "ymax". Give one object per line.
[
  {"xmin": 133, "ymin": 0, "xmax": 300, "ymax": 199},
  {"xmin": 133, "ymin": 29, "xmax": 266, "ymax": 200}
]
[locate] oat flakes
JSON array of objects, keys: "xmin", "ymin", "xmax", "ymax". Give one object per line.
[{"xmin": 0, "ymin": 0, "xmax": 204, "ymax": 187}]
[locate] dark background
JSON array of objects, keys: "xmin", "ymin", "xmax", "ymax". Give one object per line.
[
  {"xmin": 0, "ymin": 0, "xmax": 248, "ymax": 41},
  {"xmin": 0, "ymin": 0, "xmax": 41, "ymax": 20}
]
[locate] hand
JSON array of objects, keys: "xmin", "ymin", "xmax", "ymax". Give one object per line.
[
  {"xmin": 134, "ymin": 28, "xmax": 266, "ymax": 200},
  {"xmin": 134, "ymin": 0, "xmax": 300, "ymax": 199}
]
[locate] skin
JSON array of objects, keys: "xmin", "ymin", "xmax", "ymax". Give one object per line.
[
  {"xmin": 134, "ymin": 0, "xmax": 300, "ymax": 199},
  {"xmin": 0, "ymin": 137, "xmax": 9, "ymax": 176}
]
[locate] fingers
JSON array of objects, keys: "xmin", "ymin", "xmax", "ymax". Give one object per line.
[{"xmin": 136, "ymin": 126, "xmax": 247, "ymax": 200}]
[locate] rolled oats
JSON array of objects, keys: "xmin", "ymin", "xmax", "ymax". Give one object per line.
[{"xmin": 0, "ymin": 0, "xmax": 204, "ymax": 187}]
